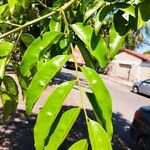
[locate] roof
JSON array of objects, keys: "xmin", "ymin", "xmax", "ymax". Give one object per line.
[{"xmin": 122, "ymin": 48, "xmax": 150, "ymax": 61}]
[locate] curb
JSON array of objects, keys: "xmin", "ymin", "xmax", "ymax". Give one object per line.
[{"xmin": 101, "ymin": 75, "xmax": 132, "ymax": 88}]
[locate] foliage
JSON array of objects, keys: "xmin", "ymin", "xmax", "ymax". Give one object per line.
[
  {"xmin": 144, "ymin": 50, "xmax": 150, "ymax": 54},
  {"xmin": 0, "ymin": 0, "xmax": 148, "ymax": 149}
]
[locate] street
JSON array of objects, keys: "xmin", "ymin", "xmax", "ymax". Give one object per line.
[
  {"xmin": 58, "ymin": 68, "xmax": 150, "ymax": 122},
  {"xmin": 53, "ymin": 68, "xmax": 150, "ymax": 149},
  {"xmin": 0, "ymin": 68, "xmax": 149, "ymax": 149},
  {"xmin": 5, "ymin": 68, "xmax": 149, "ymax": 122}
]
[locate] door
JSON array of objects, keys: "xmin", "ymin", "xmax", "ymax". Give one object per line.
[{"xmin": 118, "ymin": 64, "xmax": 131, "ymax": 80}]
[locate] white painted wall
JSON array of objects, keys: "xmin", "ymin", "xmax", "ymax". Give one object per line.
[{"xmin": 109, "ymin": 52, "xmax": 150, "ymax": 82}]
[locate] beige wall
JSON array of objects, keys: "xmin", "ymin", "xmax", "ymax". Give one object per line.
[
  {"xmin": 109, "ymin": 52, "xmax": 150, "ymax": 82},
  {"xmin": 139, "ymin": 66, "xmax": 150, "ymax": 80},
  {"xmin": 129, "ymin": 65, "xmax": 139, "ymax": 81},
  {"xmin": 114, "ymin": 52, "xmax": 141, "ymax": 65}
]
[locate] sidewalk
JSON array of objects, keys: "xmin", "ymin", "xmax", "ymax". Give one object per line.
[{"xmin": 101, "ymin": 74, "xmax": 133, "ymax": 89}]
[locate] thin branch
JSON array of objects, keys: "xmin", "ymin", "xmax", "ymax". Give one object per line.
[
  {"xmin": 0, "ymin": 21, "xmax": 21, "ymax": 27},
  {"xmin": 6, "ymin": 30, "xmax": 23, "ymax": 65},
  {"xmin": 61, "ymin": 10, "xmax": 68, "ymax": 33},
  {"xmin": 38, "ymin": 1, "xmax": 48, "ymax": 8},
  {"xmin": 0, "ymin": 0, "xmax": 75, "ymax": 39},
  {"xmin": 70, "ymin": 44, "xmax": 89, "ymax": 122}
]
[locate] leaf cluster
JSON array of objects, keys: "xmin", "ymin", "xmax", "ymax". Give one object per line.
[{"xmin": 0, "ymin": 0, "xmax": 149, "ymax": 149}]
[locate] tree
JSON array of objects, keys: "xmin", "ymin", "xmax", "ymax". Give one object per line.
[
  {"xmin": 144, "ymin": 50, "xmax": 150, "ymax": 54},
  {"xmin": 0, "ymin": 0, "xmax": 149, "ymax": 149}
]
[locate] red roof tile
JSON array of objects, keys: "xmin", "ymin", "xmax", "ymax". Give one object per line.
[{"xmin": 122, "ymin": 48, "xmax": 150, "ymax": 61}]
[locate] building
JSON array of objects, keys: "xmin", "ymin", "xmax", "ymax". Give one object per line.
[{"xmin": 108, "ymin": 49, "xmax": 150, "ymax": 82}]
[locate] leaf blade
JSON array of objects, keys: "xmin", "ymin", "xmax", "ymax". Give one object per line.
[
  {"xmin": 21, "ymin": 33, "xmax": 35, "ymax": 47},
  {"xmin": 109, "ymin": 24, "xmax": 125, "ymax": 58},
  {"xmin": 26, "ymin": 55, "xmax": 69, "ymax": 115},
  {"xmin": 0, "ymin": 58, "xmax": 7, "ymax": 79},
  {"xmin": 71, "ymin": 23, "xmax": 109, "ymax": 68},
  {"xmin": 45, "ymin": 107, "xmax": 80, "ymax": 150},
  {"xmin": 0, "ymin": 42, "xmax": 13, "ymax": 57},
  {"xmin": 84, "ymin": 1, "xmax": 105, "ymax": 23},
  {"xmin": 95, "ymin": 4, "xmax": 113, "ymax": 35},
  {"xmin": 34, "ymin": 81, "xmax": 75, "ymax": 150},
  {"xmin": 8, "ymin": 0, "xmax": 17, "ymax": 13},
  {"xmin": 71, "ymin": 23, "xmax": 93, "ymax": 51},
  {"xmin": 20, "ymin": 31, "xmax": 62, "ymax": 76},
  {"xmin": 68, "ymin": 139, "xmax": 88, "ymax": 150},
  {"xmin": 82, "ymin": 66, "xmax": 113, "ymax": 140},
  {"xmin": 3, "ymin": 75, "xmax": 19, "ymax": 97},
  {"xmin": 88, "ymin": 119, "xmax": 112, "ymax": 150}
]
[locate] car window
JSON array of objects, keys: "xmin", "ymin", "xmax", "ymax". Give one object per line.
[{"xmin": 144, "ymin": 79, "xmax": 150, "ymax": 84}]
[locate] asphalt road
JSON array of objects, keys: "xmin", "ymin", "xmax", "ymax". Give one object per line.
[
  {"xmin": 105, "ymin": 80, "xmax": 150, "ymax": 122},
  {"xmin": 59, "ymin": 68, "xmax": 150, "ymax": 122},
  {"xmin": 57, "ymin": 68, "xmax": 150, "ymax": 149},
  {"xmin": 4, "ymin": 67, "xmax": 149, "ymax": 122},
  {"xmin": 1, "ymin": 68, "xmax": 149, "ymax": 149}
]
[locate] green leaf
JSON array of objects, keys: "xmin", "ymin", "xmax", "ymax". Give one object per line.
[
  {"xmin": 0, "ymin": 4, "xmax": 8, "ymax": 15},
  {"xmin": 1, "ymin": 93, "xmax": 12, "ymax": 120},
  {"xmin": 45, "ymin": 108, "xmax": 80, "ymax": 150},
  {"xmin": 13, "ymin": 63, "xmax": 29, "ymax": 99},
  {"xmin": 68, "ymin": 139, "xmax": 88, "ymax": 150},
  {"xmin": 109, "ymin": 24, "xmax": 125, "ymax": 58},
  {"xmin": 0, "ymin": 58, "xmax": 7, "ymax": 79},
  {"xmin": 0, "ymin": 76, "xmax": 18, "ymax": 120},
  {"xmin": 21, "ymin": 33, "xmax": 35, "ymax": 47},
  {"xmin": 140, "ymin": 0, "xmax": 150, "ymax": 21},
  {"xmin": 92, "ymin": 37, "xmax": 108, "ymax": 68},
  {"xmin": 113, "ymin": 10, "xmax": 128, "ymax": 36},
  {"xmin": 137, "ymin": 7, "xmax": 146, "ymax": 29},
  {"xmin": 77, "ymin": 43, "xmax": 95, "ymax": 69},
  {"xmin": 82, "ymin": 66, "xmax": 113, "ymax": 140},
  {"xmin": 87, "ymin": 119, "xmax": 112, "ymax": 150},
  {"xmin": 8, "ymin": 0, "xmax": 17, "ymax": 13},
  {"xmin": 71, "ymin": 23, "xmax": 93, "ymax": 50},
  {"xmin": 20, "ymin": 31, "xmax": 62, "ymax": 77},
  {"xmin": 84, "ymin": 1, "xmax": 105, "ymax": 23},
  {"xmin": 134, "ymin": 0, "xmax": 143, "ymax": 4},
  {"xmin": 114, "ymin": 2, "xmax": 130, "ymax": 9},
  {"xmin": 0, "ymin": 42, "xmax": 14, "ymax": 57},
  {"xmin": 49, "ymin": 16, "xmax": 62, "ymax": 32},
  {"xmin": 34, "ymin": 81, "xmax": 75, "ymax": 150},
  {"xmin": 71, "ymin": 23, "xmax": 108, "ymax": 68},
  {"xmin": 26, "ymin": 55, "xmax": 70, "ymax": 115},
  {"xmin": 120, "ymin": 5, "xmax": 135, "ymax": 17},
  {"xmin": 3, "ymin": 75, "xmax": 18, "ymax": 97},
  {"xmin": 95, "ymin": 4, "xmax": 114, "ymax": 35},
  {"xmin": 2, "ymin": 75, "xmax": 18, "ymax": 118},
  {"xmin": 19, "ymin": 0, "xmax": 28, "ymax": 8},
  {"xmin": 86, "ymin": 92, "xmax": 104, "ymax": 126}
]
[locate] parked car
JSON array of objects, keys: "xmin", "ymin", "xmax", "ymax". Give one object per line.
[
  {"xmin": 130, "ymin": 106, "xmax": 150, "ymax": 150},
  {"xmin": 132, "ymin": 79, "xmax": 150, "ymax": 96}
]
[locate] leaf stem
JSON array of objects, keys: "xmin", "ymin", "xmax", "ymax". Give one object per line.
[
  {"xmin": 70, "ymin": 44, "xmax": 89, "ymax": 121},
  {"xmin": 0, "ymin": 0, "xmax": 76, "ymax": 39},
  {"xmin": 61, "ymin": 10, "xmax": 68, "ymax": 33},
  {"xmin": 6, "ymin": 30, "xmax": 23, "ymax": 65},
  {"xmin": 0, "ymin": 21, "xmax": 21, "ymax": 27}
]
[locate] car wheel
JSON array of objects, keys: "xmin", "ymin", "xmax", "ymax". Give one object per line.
[
  {"xmin": 136, "ymin": 137, "xmax": 150, "ymax": 150},
  {"xmin": 133, "ymin": 86, "xmax": 139, "ymax": 94}
]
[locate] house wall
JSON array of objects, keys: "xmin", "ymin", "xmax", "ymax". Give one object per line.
[
  {"xmin": 129, "ymin": 65, "xmax": 139, "ymax": 81},
  {"xmin": 109, "ymin": 52, "xmax": 150, "ymax": 82},
  {"xmin": 114, "ymin": 52, "xmax": 141, "ymax": 65},
  {"xmin": 138, "ymin": 62, "xmax": 150, "ymax": 80}
]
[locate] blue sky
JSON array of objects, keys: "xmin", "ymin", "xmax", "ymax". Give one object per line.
[{"xmin": 135, "ymin": 21, "xmax": 150, "ymax": 53}]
